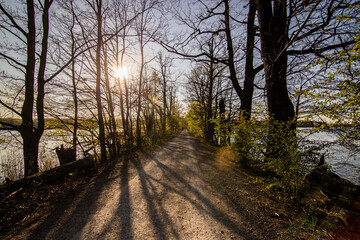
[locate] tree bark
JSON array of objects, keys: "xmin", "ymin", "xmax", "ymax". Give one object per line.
[
  {"xmin": 136, "ymin": 46, "xmax": 144, "ymax": 148},
  {"xmin": 33, "ymin": 0, "xmax": 52, "ymax": 169},
  {"xmin": 21, "ymin": 0, "xmax": 52, "ymax": 176},
  {"xmin": 103, "ymin": 50, "xmax": 119, "ymax": 158},
  {"xmin": 224, "ymin": 0, "xmax": 258, "ymax": 120},
  {"xmin": 256, "ymin": 0, "xmax": 294, "ymax": 123},
  {"xmin": 95, "ymin": 0, "xmax": 107, "ymax": 162},
  {"xmin": 223, "ymin": 0, "xmax": 243, "ymax": 99},
  {"xmin": 205, "ymin": 40, "xmax": 215, "ymax": 143},
  {"xmin": 241, "ymin": 0, "xmax": 257, "ymax": 120},
  {"xmin": 117, "ymin": 28, "xmax": 128, "ymax": 149},
  {"xmin": 21, "ymin": 0, "xmax": 37, "ymax": 176},
  {"xmin": 219, "ymin": 98, "xmax": 226, "ymax": 146},
  {"xmin": 160, "ymin": 56, "xmax": 167, "ymax": 134},
  {"xmin": 70, "ymin": 16, "xmax": 78, "ymax": 155},
  {"xmin": 256, "ymin": 0, "xmax": 295, "ymax": 157}
]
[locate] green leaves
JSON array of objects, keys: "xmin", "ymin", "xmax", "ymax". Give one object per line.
[
  {"xmin": 186, "ymin": 101, "xmax": 206, "ymax": 138},
  {"xmin": 306, "ymin": 4, "xmax": 360, "ymax": 147}
]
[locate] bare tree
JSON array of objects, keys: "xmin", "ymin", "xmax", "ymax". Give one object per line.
[
  {"xmin": 133, "ymin": 0, "xmax": 161, "ymax": 147},
  {"xmin": 156, "ymin": 52, "xmax": 173, "ymax": 134},
  {"xmin": 0, "ymin": 0, "xmax": 54, "ymax": 175},
  {"xmin": 157, "ymin": 0, "xmax": 262, "ymax": 119}
]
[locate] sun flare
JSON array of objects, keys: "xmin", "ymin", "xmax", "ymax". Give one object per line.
[{"xmin": 112, "ymin": 65, "xmax": 128, "ymax": 79}]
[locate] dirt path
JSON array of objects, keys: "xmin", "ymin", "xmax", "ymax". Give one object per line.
[{"xmin": 7, "ymin": 130, "xmax": 295, "ymax": 240}]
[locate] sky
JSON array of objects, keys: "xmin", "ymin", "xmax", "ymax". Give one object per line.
[{"xmin": 0, "ymin": 0, "xmax": 199, "ymax": 117}]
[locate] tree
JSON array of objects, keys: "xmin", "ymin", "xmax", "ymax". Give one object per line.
[
  {"xmin": 110, "ymin": 0, "xmax": 132, "ymax": 149},
  {"xmin": 103, "ymin": 46, "xmax": 120, "ymax": 157},
  {"xmin": 256, "ymin": 0, "xmax": 295, "ymax": 125},
  {"xmin": 82, "ymin": 0, "xmax": 137, "ymax": 160},
  {"xmin": 133, "ymin": 0, "xmax": 161, "ymax": 147},
  {"xmin": 308, "ymin": 3, "xmax": 360, "ymax": 148},
  {"xmin": 241, "ymin": 0, "xmax": 259, "ymax": 119},
  {"xmin": 253, "ymin": 0, "xmax": 359, "ymax": 157},
  {"xmin": 158, "ymin": 0, "xmax": 262, "ymax": 119},
  {"xmin": 54, "ymin": 0, "xmax": 82, "ymax": 158},
  {"xmin": 93, "ymin": 0, "xmax": 107, "ymax": 162},
  {"xmin": 156, "ymin": 52, "xmax": 174, "ymax": 134},
  {"xmin": 186, "ymin": 60, "xmax": 229, "ymax": 144},
  {"xmin": 0, "ymin": 0, "xmax": 54, "ymax": 176}
]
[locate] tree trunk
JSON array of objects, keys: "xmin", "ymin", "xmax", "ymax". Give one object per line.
[
  {"xmin": 71, "ymin": 33, "xmax": 78, "ymax": 155},
  {"xmin": 126, "ymin": 80, "xmax": 133, "ymax": 146},
  {"xmin": 21, "ymin": 0, "xmax": 37, "ymax": 176},
  {"xmin": 256, "ymin": 0, "xmax": 295, "ymax": 157},
  {"xmin": 34, "ymin": 0, "xmax": 52, "ymax": 168},
  {"xmin": 224, "ymin": 0, "xmax": 257, "ymax": 120},
  {"xmin": 241, "ymin": 0, "xmax": 257, "ymax": 120},
  {"xmin": 95, "ymin": 0, "xmax": 107, "ymax": 162},
  {"xmin": 162, "ymin": 72, "xmax": 167, "ymax": 134},
  {"xmin": 22, "ymin": 0, "xmax": 51, "ymax": 176},
  {"xmin": 136, "ymin": 8, "xmax": 146, "ymax": 148},
  {"xmin": 118, "ymin": 75, "xmax": 126, "ymax": 146},
  {"xmin": 256, "ymin": 0, "xmax": 294, "ymax": 122},
  {"xmin": 219, "ymin": 98, "xmax": 226, "ymax": 146},
  {"xmin": 104, "ymin": 50, "xmax": 119, "ymax": 157},
  {"xmin": 118, "ymin": 31, "xmax": 128, "ymax": 150},
  {"xmin": 125, "ymin": 76, "xmax": 132, "ymax": 146},
  {"xmin": 136, "ymin": 55, "xmax": 144, "ymax": 148},
  {"xmin": 206, "ymin": 48, "xmax": 215, "ymax": 144},
  {"xmin": 22, "ymin": 134, "xmax": 38, "ymax": 176},
  {"xmin": 223, "ymin": 0, "xmax": 243, "ymax": 99}
]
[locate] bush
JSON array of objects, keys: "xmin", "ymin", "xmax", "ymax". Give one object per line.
[{"xmin": 233, "ymin": 117, "xmax": 319, "ymax": 202}]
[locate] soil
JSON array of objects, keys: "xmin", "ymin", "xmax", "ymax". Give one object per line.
[{"xmin": 0, "ymin": 130, "xmax": 358, "ymax": 239}]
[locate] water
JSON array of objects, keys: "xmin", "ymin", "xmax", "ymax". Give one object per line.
[
  {"xmin": 298, "ymin": 128, "xmax": 360, "ymax": 185},
  {"xmin": 0, "ymin": 129, "xmax": 94, "ymax": 182}
]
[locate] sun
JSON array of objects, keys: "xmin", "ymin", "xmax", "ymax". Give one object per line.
[{"xmin": 112, "ymin": 65, "xmax": 128, "ymax": 79}]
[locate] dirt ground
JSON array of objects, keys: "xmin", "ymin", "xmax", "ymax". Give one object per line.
[{"xmin": 1, "ymin": 130, "xmax": 353, "ymax": 239}]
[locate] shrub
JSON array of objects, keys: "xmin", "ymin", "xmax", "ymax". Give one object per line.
[{"xmin": 233, "ymin": 118, "xmax": 319, "ymax": 202}]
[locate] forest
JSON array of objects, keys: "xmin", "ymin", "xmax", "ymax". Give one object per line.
[{"xmin": 0, "ymin": 0, "xmax": 359, "ymax": 201}]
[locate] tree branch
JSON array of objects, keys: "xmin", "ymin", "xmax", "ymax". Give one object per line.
[
  {"xmin": 274, "ymin": 0, "xmax": 321, "ymax": 63},
  {"xmin": 254, "ymin": 64, "xmax": 264, "ymax": 74},
  {"xmin": 0, "ymin": 4, "xmax": 28, "ymax": 36},
  {"xmin": 0, "ymin": 52, "xmax": 26, "ymax": 68},
  {"xmin": 0, "ymin": 24, "xmax": 27, "ymax": 44},
  {"xmin": 0, "ymin": 121, "xmax": 19, "ymax": 131},
  {"xmin": 287, "ymin": 40, "xmax": 355, "ymax": 55},
  {"xmin": 0, "ymin": 99, "xmax": 22, "ymax": 117}
]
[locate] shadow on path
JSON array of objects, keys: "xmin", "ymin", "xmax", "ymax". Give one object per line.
[
  {"xmin": 22, "ymin": 131, "xmax": 259, "ymax": 239},
  {"xmin": 26, "ymin": 161, "xmax": 119, "ymax": 240}
]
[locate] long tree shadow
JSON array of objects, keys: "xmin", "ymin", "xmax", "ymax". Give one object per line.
[
  {"xmin": 23, "ymin": 131, "xmax": 258, "ymax": 239},
  {"xmin": 96, "ymin": 156, "xmax": 134, "ymax": 240},
  {"xmin": 25, "ymin": 160, "xmax": 119, "ymax": 240},
  {"xmin": 147, "ymin": 154, "xmax": 252, "ymax": 238},
  {"xmin": 137, "ymin": 135, "xmax": 255, "ymax": 239},
  {"xmin": 118, "ymin": 157, "xmax": 133, "ymax": 239},
  {"xmin": 131, "ymin": 154, "xmax": 180, "ymax": 240}
]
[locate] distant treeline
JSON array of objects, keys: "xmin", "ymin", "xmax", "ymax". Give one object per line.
[{"xmin": 0, "ymin": 118, "xmax": 98, "ymax": 130}]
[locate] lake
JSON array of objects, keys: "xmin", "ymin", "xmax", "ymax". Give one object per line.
[
  {"xmin": 0, "ymin": 129, "xmax": 94, "ymax": 181},
  {"xmin": 298, "ymin": 127, "xmax": 360, "ymax": 185}
]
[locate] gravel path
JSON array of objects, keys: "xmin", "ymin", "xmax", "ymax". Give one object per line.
[{"xmin": 10, "ymin": 130, "xmax": 292, "ymax": 240}]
